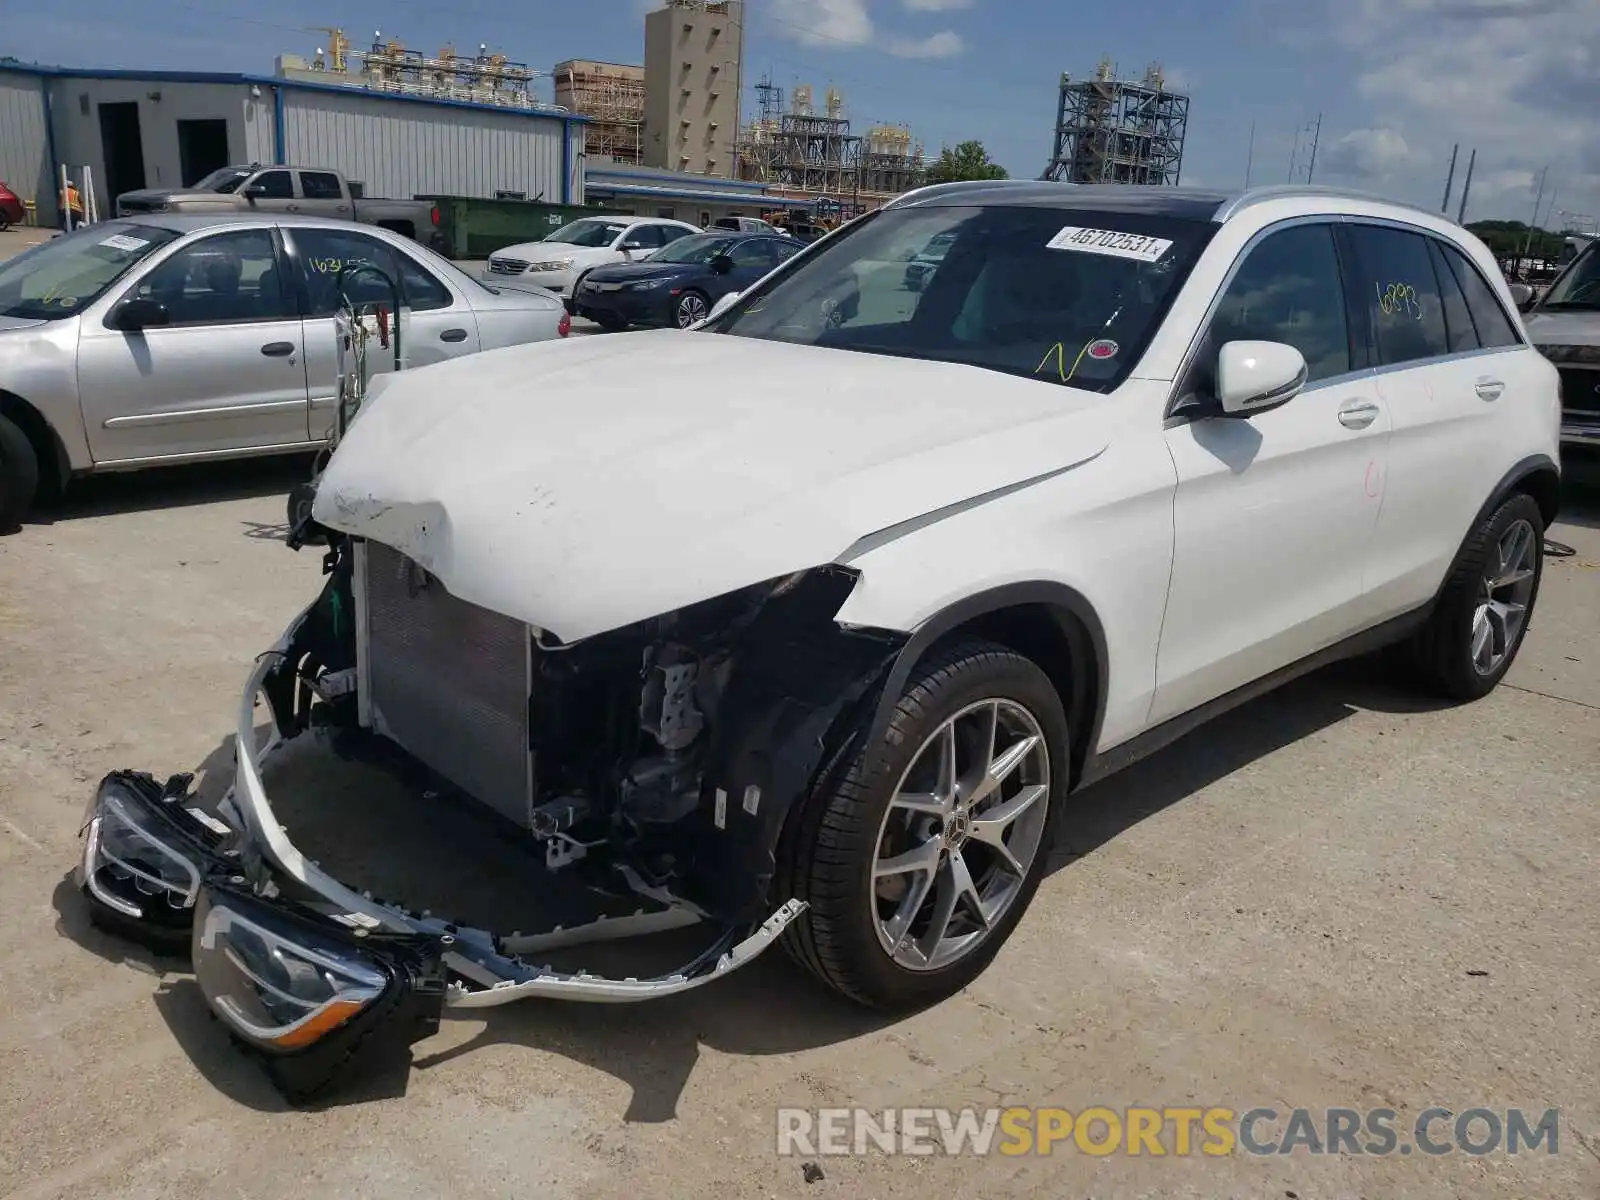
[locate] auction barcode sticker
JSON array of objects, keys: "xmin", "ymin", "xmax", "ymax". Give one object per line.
[{"xmin": 1046, "ymin": 226, "xmax": 1172, "ymax": 262}]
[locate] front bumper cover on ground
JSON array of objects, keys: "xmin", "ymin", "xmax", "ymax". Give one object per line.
[{"xmin": 75, "ymin": 624, "xmax": 808, "ymax": 1102}]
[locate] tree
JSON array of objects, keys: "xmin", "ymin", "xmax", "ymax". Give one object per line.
[
  {"xmin": 1466, "ymin": 219, "xmax": 1565, "ymax": 265},
  {"xmin": 925, "ymin": 140, "xmax": 1007, "ymax": 185}
]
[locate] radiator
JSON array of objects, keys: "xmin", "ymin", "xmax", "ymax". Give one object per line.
[{"xmin": 358, "ymin": 540, "xmax": 533, "ymax": 828}]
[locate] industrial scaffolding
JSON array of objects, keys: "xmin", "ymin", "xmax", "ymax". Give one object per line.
[
  {"xmin": 735, "ymin": 77, "xmax": 924, "ymax": 203},
  {"xmin": 1040, "ymin": 58, "xmax": 1188, "ymax": 185},
  {"xmin": 299, "ymin": 28, "xmax": 559, "ymax": 111},
  {"xmin": 554, "ymin": 61, "xmax": 645, "ymax": 164}
]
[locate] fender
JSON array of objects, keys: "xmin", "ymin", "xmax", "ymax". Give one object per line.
[
  {"xmin": 1468, "ymin": 453, "xmax": 1561, "ymax": 533},
  {"xmin": 861, "ymin": 580, "xmax": 1110, "ymax": 788}
]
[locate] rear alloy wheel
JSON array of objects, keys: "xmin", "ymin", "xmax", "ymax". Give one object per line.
[
  {"xmin": 675, "ymin": 290, "xmax": 709, "ymax": 328},
  {"xmin": 1401, "ymin": 491, "xmax": 1544, "ymax": 700},
  {"xmin": 780, "ymin": 641, "xmax": 1069, "ymax": 1011}
]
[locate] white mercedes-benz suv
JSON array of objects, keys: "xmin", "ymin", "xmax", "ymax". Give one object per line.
[{"xmin": 78, "ymin": 182, "xmax": 1561, "ymax": 1101}]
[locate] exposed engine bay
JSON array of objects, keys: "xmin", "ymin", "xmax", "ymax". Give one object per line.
[{"xmin": 77, "ymin": 530, "xmax": 907, "ymax": 1102}]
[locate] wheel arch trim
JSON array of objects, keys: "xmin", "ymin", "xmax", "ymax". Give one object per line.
[
  {"xmin": 0, "ymin": 388, "xmax": 73, "ymax": 493},
  {"xmin": 861, "ymin": 581, "xmax": 1110, "ymax": 787}
]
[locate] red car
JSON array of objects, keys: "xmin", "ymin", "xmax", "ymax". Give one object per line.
[{"xmin": 0, "ymin": 181, "xmax": 26, "ymax": 231}]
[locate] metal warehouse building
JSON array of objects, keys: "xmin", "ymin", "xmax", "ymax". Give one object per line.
[{"xmin": 0, "ymin": 63, "xmax": 586, "ymax": 226}]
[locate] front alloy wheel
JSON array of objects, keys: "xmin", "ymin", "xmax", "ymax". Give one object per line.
[
  {"xmin": 872, "ymin": 700, "xmax": 1050, "ymax": 971},
  {"xmin": 675, "ymin": 291, "xmax": 709, "ymax": 328},
  {"xmin": 780, "ymin": 640, "xmax": 1069, "ymax": 1011}
]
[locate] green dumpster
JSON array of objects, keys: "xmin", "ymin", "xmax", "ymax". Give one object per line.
[{"xmin": 420, "ymin": 196, "xmax": 626, "ymax": 260}]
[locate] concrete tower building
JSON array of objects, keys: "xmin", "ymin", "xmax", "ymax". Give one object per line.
[{"xmin": 643, "ymin": 0, "xmax": 744, "ymax": 177}]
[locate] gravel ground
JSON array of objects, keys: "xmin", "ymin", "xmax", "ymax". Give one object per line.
[{"xmin": 0, "ymin": 224, "xmax": 1596, "ymax": 1195}]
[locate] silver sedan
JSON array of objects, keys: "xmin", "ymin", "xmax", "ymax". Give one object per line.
[{"xmin": 0, "ymin": 214, "xmax": 570, "ymax": 529}]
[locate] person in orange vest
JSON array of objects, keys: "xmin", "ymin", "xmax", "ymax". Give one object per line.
[{"xmin": 59, "ymin": 180, "xmax": 85, "ymax": 229}]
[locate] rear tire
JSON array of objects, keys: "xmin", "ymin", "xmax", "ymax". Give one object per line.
[
  {"xmin": 779, "ymin": 640, "xmax": 1070, "ymax": 1011},
  {"xmin": 1399, "ymin": 492, "xmax": 1544, "ymax": 700},
  {"xmin": 0, "ymin": 412, "xmax": 40, "ymax": 533}
]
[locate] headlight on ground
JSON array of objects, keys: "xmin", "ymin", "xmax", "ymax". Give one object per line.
[
  {"xmin": 80, "ymin": 785, "xmax": 201, "ymax": 919},
  {"xmin": 194, "ymin": 891, "xmax": 387, "ymax": 1051}
]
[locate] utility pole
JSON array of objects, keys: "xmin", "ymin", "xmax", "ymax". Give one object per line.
[
  {"xmin": 1288, "ymin": 124, "xmax": 1301, "ymax": 184},
  {"xmin": 1441, "ymin": 143, "xmax": 1459, "ymax": 214},
  {"xmin": 1520, "ymin": 165, "xmax": 1549, "ymax": 264},
  {"xmin": 1304, "ymin": 112, "xmax": 1323, "ymax": 184},
  {"xmin": 1245, "ymin": 121, "xmax": 1255, "ymax": 189},
  {"xmin": 1456, "ymin": 148, "xmax": 1476, "ymax": 224}
]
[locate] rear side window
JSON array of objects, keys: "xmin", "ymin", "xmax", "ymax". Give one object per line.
[
  {"xmin": 299, "ymin": 171, "xmax": 343, "ymax": 200},
  {"xmin": 1427, "ymin": 239, "xmax": 1478, "ymax": 353},
  {"xmin": 1439, "ymin": 242, "xmax": 1520, "ymax": 348},
  {"xmin": 1346, "ymin": 225, "xmax": 1451, "ymax": 366}
]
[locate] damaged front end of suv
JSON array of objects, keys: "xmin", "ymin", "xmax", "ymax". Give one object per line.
[{"xmin": 78, "ymin": 532, "xmax": 906, "ymax": 1102}]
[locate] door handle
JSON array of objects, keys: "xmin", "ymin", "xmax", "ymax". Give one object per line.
[
  {"xmin": 260, "ymin": 341, "xmax": 296, "ymax": 357},
  {"xmin": 439, "ymin": 328, "xmax": 468, "ymax": 343},
  {"xmin": 1475, "ymin": 376, "xmax": 1505, "ymax": 401},
  {"xmin": 1337, "ymin": 398, "xmax": 1381, "ymax": 430}
]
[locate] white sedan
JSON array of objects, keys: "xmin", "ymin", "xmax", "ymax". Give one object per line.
[{"xmin": 485, "ymin": 215, "xmax": 703, "ymax": 300}]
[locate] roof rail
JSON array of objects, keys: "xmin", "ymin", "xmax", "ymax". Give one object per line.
[
  {"xmin": 1212, "ymin": 184, "xmax": 1453, "ymax": 225},
  {"xmin": 886, "ymin": 178, "xmax": 1069, "ymax": 209}
]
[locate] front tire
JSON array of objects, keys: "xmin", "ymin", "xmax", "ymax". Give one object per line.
[
  {"xmin": 1400, "ymin": 492, "xmax": 1544, "ymax": 700},
  {"xmin": 674, "ymin": 289, "xmax": 710, "ymax": 328},
  {"xmin": 0, "ymin": 412, "xmax": 40, "ymax": 533},
  {"xmin": 780, "ymin": 640, "xmax": 1070, "ymax": 1011}
]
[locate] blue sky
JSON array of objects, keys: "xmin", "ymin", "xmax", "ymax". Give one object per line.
[{"xmin": 9, "ymin": 0, "xmax": 1599, "ymax": 225}]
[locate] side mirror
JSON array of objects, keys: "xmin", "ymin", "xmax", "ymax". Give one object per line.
[
  {"xmin": 111, "ymin": 297, "xmax": 171, "ymax": 331},
  {"xmin": 707, "ymin": 291, "xmax": 742, "ymax": 321},
  {"xmin": 1215, "ymin": 340, "xmax": 1307, "ymax": 417},
  {"xmin": 709, "ymin": 253, "xmax": 735, "ymax": 275},
  {"xmin": 243, "ymin": 182, "xmax": 269, "ymax": 198},
  {"xmin": 1507, "ymin": 282, "xmax": 1534, "ymax": 310}
]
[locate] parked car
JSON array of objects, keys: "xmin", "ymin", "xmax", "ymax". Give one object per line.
[
  {"xmin": 0, "ymin": 180, "xmax": 24, "ymax": 231},
  {"xmin": 486, "ymin": 215, "xmax": 702, "ymax": 303},
  {"xmin": 77, "ymin": 182, "xmax": 1560, "ymax": 1103},
  {"xmin": 902, "ymin": 230, "xmax": 955, "ymax": 292},
  {"xmin": 115, "ymin": 164, "xmax": 441, "ymax": 250},
  {"xmin": 1516, "ymin": 235, "xmax": 1600, "ymax": 447},
  {"xmin": 572, "ymin": 231, "xmax": 804, "ymax": 329},
  {"xmin": 0, "ymin": 213, "xmax": 569, "ymax": 529},
  {"xmin": 711, "ymin": 215, "xmax": 783, "ymax": 235}
]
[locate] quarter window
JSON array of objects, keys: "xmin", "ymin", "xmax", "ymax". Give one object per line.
[
  {"xmin": 1346, "ymin": 225, "xmax": 1451, "ymax": 366},
  {"xmin": 1439, "ymin": 242, "xmax": 1520, "ymax": 348},
  {"xmin": 129, "ymin": 230, "xmax": 292, "ymax": 326},
  {"xmin": 1206, "ymin": 223, "xmax": 1351, "ymax": 384}
]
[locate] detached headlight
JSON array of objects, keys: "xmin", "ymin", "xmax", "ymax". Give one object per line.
[
  {"xmin": 80, "ymin": 786, "xmax": 201, "ymax": 920},
  {"xmin": 629, "ymin": 278, "xmax": 669, "ymax": 291},
  {"xmin": 194, "ymin": 892, "xmax": 387, "ymax": 1051}
]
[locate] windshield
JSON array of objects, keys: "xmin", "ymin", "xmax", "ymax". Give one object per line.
[
  {"xmin": 652, "ymin": 234, "xmax": 737, "ymax": 265},
  {"xmin": 545, "ymin": 218, "xmax": 630, "ymax": 248},
  {"xmin": 709, "ymin": 204, "xmax": 1213, "ymax": 392},
  {"xmin": 1540, "ymin": 241, "xmax": 1600, "ymax": 310},
  {"xmin": 0, "ymin": 223, "xmax": 180, "ymax": 320},
  {"xmin": 191, "ymin": 167, "xmax": 253, "ymax": 194}
]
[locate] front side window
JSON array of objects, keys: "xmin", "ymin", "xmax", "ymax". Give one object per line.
[
  {"xmin": 711, "ymin": 204, "xmax": 1213, "ymax": 393},
  {"xmin": 728, "ymin": 238, "xmax": 780, "ymax": 269},
  {"xmin": 249, "ymin": 170, "xmax": 294, "ymax": 200},
  {"xmin": 1200, "ymin": 223, "xmax": 1353, "ymax": 387},
  {"xmin": 1346, "ymin": 225, "xmax": 1451, "ymax": 367},
  {"xmin": 0, "ymin": 222, "xmax": 178, "ymax": 319},
  {"xmin": 299, "ymin": 171, "xmax": 343, "ymax": 200},
  {"xmin": 659, "ymin": 225, "xmax": 695, "ymax": 245},
  {"xmin": 128, "ymin": 230, "xmax": 292, "ymax": 326},
  {"xmin": 653, "ymin": 234, "xmax": 737, "ymax": 264},
  {"xmin": 545, "ymin": 219, "xmax": 631, "ymax": 248},
  {"xmin": 621, "ymin": 224, "xmax": 665, "ymax": 249}
]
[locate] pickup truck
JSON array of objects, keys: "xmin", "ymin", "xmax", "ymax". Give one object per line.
[{"xmin": 116, "ymin": 165, "xmax": 441, "ymax": 250}]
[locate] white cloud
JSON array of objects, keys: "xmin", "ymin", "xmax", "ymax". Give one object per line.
[
  {"xmin": 770, "ymin": 0, "xmax": 874, "ymax": 47},
  {"xmin": 1330, "ymin": 0, "xmax": 1600, "ymax": 219},
  {"xmin": 1320, "ymin": 128, "xmax": 1412, "ymax": 180},
  {"xmin": 900, "ymin": 0, "xmax": 974, "ymax": 10},
  {"xmin": 885, "ymin": 30, "xmax": 964, "ymax": 58}
]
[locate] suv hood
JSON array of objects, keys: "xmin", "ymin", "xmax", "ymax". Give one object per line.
[{"xmin": 312, "ymin": 331, "xmax": 1113, "ymax": 641}]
